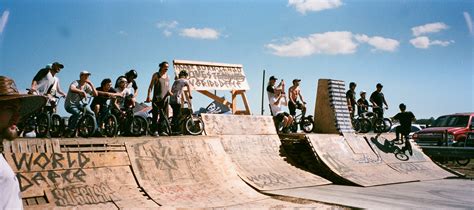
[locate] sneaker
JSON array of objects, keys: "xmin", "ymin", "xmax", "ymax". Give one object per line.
[
  {"xmin": 151, "ymin": 131, "xmax": 159, "ymax": 137},
  {"xmin": 159, "ymin": 132, "xmax": 168, "ymax": 136}
]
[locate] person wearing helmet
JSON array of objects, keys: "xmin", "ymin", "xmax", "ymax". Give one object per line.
[
  {"xmin": 115, "ymin": 69, "xmax": 138, "ymax": 99},
  {"xmin": 169, "ymin": 70, "xmax": 193, "ymax": 134},
  {"xmin": 357, "ymin": 90, "xmax": 369, "ymax": 116},
  {"xmin": 346, "ymin": 82, "xmax": 357, "ymax": 119}
]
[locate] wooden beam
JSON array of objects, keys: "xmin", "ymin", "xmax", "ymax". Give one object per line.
[{"xmin": 197, "ymin": 90, "xmax": 232, "ymax": 107}]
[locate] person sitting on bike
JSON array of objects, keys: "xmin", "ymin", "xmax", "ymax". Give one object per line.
[
  {"xmin": 64, "ymin": 71, "xmax": 98, "ymax": 136},
  {"xmin": 288, "ymin": 79, "xmax": 307, "ymax": 118},
  {"xmin": 393, "ymin": 103, "xmax": 416, "ymax": 153},
  {"xmin": 115, "ymin": 69, "xmax": 138, "ymax": 106},
  {"xmin": 169, "ymin": 70, "xmax": 193, "ymax": 134},
  {"xmin": 346, "ymin": 82, "xmax": 357, "ymax": 119},
  {"xmin": 146, "ymin": 61, "xmax": 172, "ymax": 136},
  {"xmin": 357, "ymin": 90, "xmax": 369, "ymax": 116},
  {"xmin": 267, "ymin": 76, "xmax": 293, "ymax": 133},
  {"xmin": 111, "ymin": 77, "xmax": 134, "ymax": 119},
  {"xmin": 29, "ymin": 62, "xmax": 66, "ymax": 111},
  {"xmin": 90, "ymin": 78, "xmax": 119, "ymax": 117},
  {"xmin": 369, "ymin": 83, "xmax": 388, "ymax": 118}
]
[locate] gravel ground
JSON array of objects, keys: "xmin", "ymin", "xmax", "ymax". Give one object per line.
[{"xmin": 440, "ymin": 158, "xmax": 474, "ymax": 179}]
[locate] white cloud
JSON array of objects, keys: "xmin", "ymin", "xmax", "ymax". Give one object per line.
[
  {"xmin": 156, "ymin": 20, "xmax": 178, "ymax": 37},
  {"xmin": 411, "ymin": 22, "xmax": 448, "ymax": 36},
  {"xmin": 288, "ymin": 0, "xmax": 342, "ymax": 15},
  {"xmin": 180, "ymin": 27, "xmax": 220, "ymax": 40},
  {"xmin": 0, "ymin": 10, "xmax": 10, "ymax": 34},
  {"xmin": 156, "ymin": 20, "xmax": 178, "ymax": 29},
  {"xmin": 463, "ymin": 12, "xmax": 473, "ymax": 35},
  {"xmin": 265, "ymin": 31, "xmax": 357, "ymax": 57},
  {"xmin": 266, "ymin": 31, "xmax": 399, "ymax": 57},
  {"xmin": 410, "ymin": 36, "xmax": 454, "ymax": 49},
  {"xmin": 118, "ymin": 30, "xmax": 128, "ymax": 36},
  {"xmin": 355, "ymin": 34, "xmax": 399, "ymax": 52}
]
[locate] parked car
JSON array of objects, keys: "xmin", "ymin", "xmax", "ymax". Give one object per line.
[
  {"xmin": 389, "ymin": 124, "xmax": 426, "ymax": 139},
  {"xmin": 412, "ymin": 113, "xmax": 474, "ymax": 146}
]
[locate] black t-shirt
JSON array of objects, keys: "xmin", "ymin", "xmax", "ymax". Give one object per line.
[
  {"xmin": 91, "ymin": 86, "xmax": 116, "ymax": 107},
  {"xmin": 357, "ymin": 98, "xmax": 369, "ymax": 115},
  {"xmin": 393, "ymin": 111, "xmax": 415, "ymax": 129},
  {"xmin": 346, "ymin": 90, "xmax": 356, "ymax": 107},
  {"xmin": 266, "ymin": 85, "xmax": 275, "ymax": 94},
  {"xmin": 370, "ymin": 91, "xmax": 385, "ymax": 107},
  {"xmin": 32, "ymin": 68, "xmax": 50, "ymax": 82}
]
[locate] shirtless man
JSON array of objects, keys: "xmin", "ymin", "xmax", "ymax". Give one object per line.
[{"xmin": 288, "ymin": 79, "xmax": 306, "ymax": 118}]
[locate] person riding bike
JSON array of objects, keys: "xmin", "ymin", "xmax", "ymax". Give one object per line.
[
  {"xmin": 393, "ymin": 103, "xmax": 416, "ymax": 154},
  {"xmin": 357, "ymin": 90, "xmax": 369, "ymax": 116},
  {"xmin": 169, "ymin": 70, "xmax": 193, "ymax": 134},
  {"xmin": 370, "ymin": 83, "xmax": 388, "ymax": 118},
  {"xmin": 91, "ymin": 78, "xmax": 119, "ymax": 117},
  {"xmin": 64, "ymin": 71, "xmax": 98, "ymax": 136},
  {"xmin": 111, "ymin": 77, "xmax": 134, "ymax": 118},
  {"xmin": 146, "ymin": 61, "xmax": 172, "ymax": 136},
  {"xmin": 115, "ymin": 69, "xmax": 138, "ymax": 106},
  {"xmin": 288, "ymin": 79, "xmax": 307, "ymax": 118},
  {"xmin": 29, "ymin": 62, "xmax": 66, "ymax": 109}
]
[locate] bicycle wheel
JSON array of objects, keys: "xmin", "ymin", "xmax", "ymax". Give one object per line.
[
  {"xmin": 352, "ymin": 119, "xmax": 361, "ymax": 132},
  {"xmin": 35, "ymin": 113, "xmax": 50, "ymax": 138},
  {"xmin": 358, "ymin": 119, "xmax": 371, "ymax": 133},
  {"xmin": 130, "ymin": 116, "xmax": 146, "ymax": 136},
  {"xmin": 373, "ymin": 118, "xmax": 385, "ymax": 133},
  {"xmin": 77, "ymin": 115, "xmax": 96, "ymax": 138},
  {"xmin": 382, "ymin": 118, "xmax": 392, "ymax": 132},
  {"xmin": 104, "ymin": 115, "xmax": 118, "ymax": 137},
  {"xmin": 456, "ymin": 158, "xmax": 470, "ymax": 166},
  {"xmin": 50, "ymin": 114, "xmax": 63, "ymax": 137},
  {"xmin": 137, "ymin": 116, "xmax": 148, "ymax": 136},
  {"xmin": 300, "ymin": 117, "xmax": 314, "ymax": 133},
  {"xmin": 185, "ymin": 116, "xmax": 204, "ymax": 135}
]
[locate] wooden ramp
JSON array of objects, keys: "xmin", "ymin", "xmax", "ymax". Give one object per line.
[
  {"xmin": 125, "ymin": 137, "xmax": 271, "ymax": 207},
  {"xmin": 202, "ymin": 114, "xmax": 332, "ymax": 191},
  {"xmin": 2, "ymin": 138, "xmax": 157, "ymax": 209},
  {"xmin": 306, "ymin": 133, "xmax": 454, "ymax": 187}
]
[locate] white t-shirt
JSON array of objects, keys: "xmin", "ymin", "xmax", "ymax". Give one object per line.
[
  {"xmin": 170, "ymin": 79, "xmax": 189, "ymax": 104},
  {"xmin": 65, "ymin": 80, "xmax": 94, "ymax": 107},
  {"xmin": 0, "ymin": 154, "xmax": 23, "ymax": 209},
  {"xmin": 269, "ymin": 96, "xmax": 285, "ymax": 116},
  {"xmin": 115, "ymin": 87, "xmax": 134, "ymax": 109},
  {"xmin": 36, "ymin": 71, "xmax": 56, "ymax": 96}
]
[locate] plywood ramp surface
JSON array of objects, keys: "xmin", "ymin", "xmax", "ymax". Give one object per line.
[
  {"xmin": 126, "ymin": 137, "xmax": 270, "ymax": 208},
  {"xmin": 220, "ymin": 135, "xmax": 331, "ymax": 191},
  {"xmin": 3, "ymin": 139, "xmax": 157, "ymax": 209},
  {"xmin": 365, "ymin": 133, "xmax": 453, "ymax": 180},
  {"xmin": 307, "ymin": 134, "xmax": 417, "ymax": 186},
  {"xmin": 202, "ymin": 114, "xmax": 276, "ymax": 135}
]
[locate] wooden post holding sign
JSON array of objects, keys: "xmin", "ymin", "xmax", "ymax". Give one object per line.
[{"xmin": 173, "ymin": 59, "xmax": 251, "ymax": 115}]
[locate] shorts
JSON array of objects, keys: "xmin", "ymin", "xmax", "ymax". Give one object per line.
[
  {"xmin": 288, "ymin": 101, "xmax": 303, "ymax": 116},
  {"xmin": 275, "ymin": 112, "xmax": 290, "ymax": 122}
]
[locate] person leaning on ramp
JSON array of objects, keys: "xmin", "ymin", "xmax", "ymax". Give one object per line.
[{"xmin": 0, "ymin": 76, "xmax": 47, "ymax": 209}]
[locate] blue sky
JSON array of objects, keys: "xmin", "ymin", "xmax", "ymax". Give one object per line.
[{"xmin": 0, "ymin": 0, "xmax": 472, "ymax": 119}]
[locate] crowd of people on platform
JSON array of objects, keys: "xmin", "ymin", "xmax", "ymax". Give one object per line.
[{"xmin": 26, "ymin": 61, "xmax": 192, "ymax": 137}]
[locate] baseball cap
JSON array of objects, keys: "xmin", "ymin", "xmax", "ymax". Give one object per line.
[
  {"xmin": 80, "ymin": 71, "xmax": 91, "ymax": 76},
  {"xmin": 269, "ymin": 76, "xmax": 278, "ymax": 81},
  {"xmin": 292, "ymin": 79, "xmax": 301, "ymax": 84},
  {"xmin": 52, "ymin": 62, "xmax": 64, "ymax": 69},
  {"xmin": 376, "ymin": 83, "xmax": 383, "ymax": 88}
]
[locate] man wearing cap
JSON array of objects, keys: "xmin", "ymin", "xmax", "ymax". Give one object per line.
[
  {"xmin": 64, "ymin": 71, "xmax": 98, "ymax": 136},
  {"xmin": 357, "ymin": 90, "xmax": 369, "ymax": 116},
  {"xmin": 29, "ymin": 62, "xmax": 66, "ymax": 103},
  {"xmin": 0, "ymin": 76, "xmax": 47, "ymax": 209},
  {"xmin": 288, "ymin": 79, "xmax": 307, "ymax": 118},
  {"xmin": 267, "ymin": 76, "xmax": 293, "ymax": 133},
  {"xmin": 370, "ymin": 83, "xmax": 389, "ymax": 118}
]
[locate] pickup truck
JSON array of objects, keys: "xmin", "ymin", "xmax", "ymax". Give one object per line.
[{"xmin": 412, "ymin": 113, "xmax": 474, "ymax": 146}]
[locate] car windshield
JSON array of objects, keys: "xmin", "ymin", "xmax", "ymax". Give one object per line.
[{"xmin": 432, "ymin": 115, "xmax": 470, "ymax": 127}]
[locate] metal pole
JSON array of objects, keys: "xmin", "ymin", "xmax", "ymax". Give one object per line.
[{"xmin": 261, "ymin": 69, "xmax": 265, "ymax": 115}]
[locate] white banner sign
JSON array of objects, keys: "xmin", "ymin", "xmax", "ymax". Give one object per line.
[{"xmin": 173, "ymin": 60, "xmax": 250, "ymax": 90}]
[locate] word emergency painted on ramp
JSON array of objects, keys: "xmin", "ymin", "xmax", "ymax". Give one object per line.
[
  {"xmin": 125, "ymin": 137, "xmax": 272, "ymax": 207},
  {"xmin": 202, "ymin": 114, "xmax": 331, "ymax": 191},
  {"xmin": 3, "ymin": 139, "xmax": 157, "ymax": 209}
]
